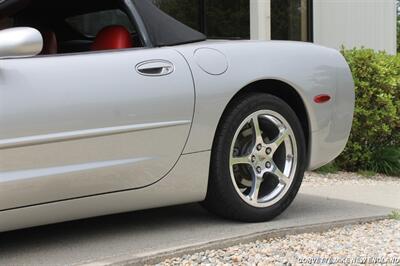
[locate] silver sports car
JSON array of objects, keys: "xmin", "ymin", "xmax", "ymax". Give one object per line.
[{"xmin": 0, "ymin": 0, "xmax": 354, "ymax": 232}]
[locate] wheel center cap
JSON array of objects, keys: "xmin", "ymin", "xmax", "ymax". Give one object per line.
[{"xmin": 255, "ymin": 151, "xmax": 267, "ymax": 162}]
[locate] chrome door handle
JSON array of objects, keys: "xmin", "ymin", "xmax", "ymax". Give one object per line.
[{"xmin": 136, "ymin": 60, "xmax": 175, "ymax": 76}]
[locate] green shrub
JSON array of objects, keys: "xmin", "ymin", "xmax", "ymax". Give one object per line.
[
  {"xmin": 389, "ymin": 210, "xmax": 400, "ymax": 220},
  {"xmin": 370, "ymin": 147, "xmax": 400, "ymax": 176},
  {"xmin": 335, "ymin": 48, "xmax": 400, "ymax": 176},
  {"xmin": 315, "ymin": 162, "xmax": 339, "ymax": 175}
]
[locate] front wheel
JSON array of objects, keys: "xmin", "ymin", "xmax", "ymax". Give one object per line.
[{"xmin": 203, "ymin": 93, "xmax": 307, "ymax": 222}]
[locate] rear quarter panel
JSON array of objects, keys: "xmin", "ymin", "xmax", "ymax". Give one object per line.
[{"xmin": 175, "ymin": 40, "xmax": 354, "ymax": 169}]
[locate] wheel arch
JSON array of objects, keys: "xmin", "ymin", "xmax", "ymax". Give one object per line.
[{"xmin": 218, "ymin": 79, "xmax": 311, "ymax": 167}]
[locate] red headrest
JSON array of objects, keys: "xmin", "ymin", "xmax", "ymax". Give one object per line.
[
  {"xmin": 91, "ymin": 26, "xmax": 133, "ymax": 51},
  {"xmin": 41, "ymin": 31, "xmax": 58, "ymax": 55}
]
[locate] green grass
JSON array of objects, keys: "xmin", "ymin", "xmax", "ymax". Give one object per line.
[
  {"xmin": 315, "ymin": 163, "xmax": 339, "ymax": 175},
  {"xmin": 357, "ymin": 170, "xmax": 377, "ymax": 178},
  {"xmin": 370, "ymin": 147, "xmax": 400, "ymax": 177},
  {"xmin": 389, "ymin": 210, "xmax": 400, "ymax": 221}
]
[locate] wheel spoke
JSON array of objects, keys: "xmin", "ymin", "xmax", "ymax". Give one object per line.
[
  {"xmin": 230, "ymin": 155, "xmax": 251, "ymax": 166},
  {"xmin": 251, "ymin": 115, "xmax": 264, "ymax": 144},
  {"xmin": 269, "ymin": 128, "xmax": 289, "ymax": 154},
  {"xmin": 247, "ymin": 172, "xmax": 263, "ymax": 202},
  {"xmin": 272, "ymin": 165, "xmax": 290, "ymax": 185}
]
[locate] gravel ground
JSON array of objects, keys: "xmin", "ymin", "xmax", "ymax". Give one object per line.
[
  {"xmin": 303, "ymin": 171, "xmax": 400, "ymax": 187},
  {"xmin": 155, "ymin": 220, "xmax": 400, "ymax": 265}
]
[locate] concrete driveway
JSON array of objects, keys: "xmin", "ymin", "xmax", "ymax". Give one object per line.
[
  {"xmin": 302, "ymin": 183, "xmax": 400, "ymax": 209},
  {"xmin": 0, "ymin": 192, "xmax": 393, "ymax": 266}
]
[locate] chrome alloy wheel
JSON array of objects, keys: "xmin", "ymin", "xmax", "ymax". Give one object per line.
[{"xmin": 229, "ymin": 110, "xmax": 298, "ymax": 208}]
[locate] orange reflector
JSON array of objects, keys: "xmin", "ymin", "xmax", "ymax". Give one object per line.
[{"xmin": 314, "ymin": 94, "xmax": 331, "ymax": 104}]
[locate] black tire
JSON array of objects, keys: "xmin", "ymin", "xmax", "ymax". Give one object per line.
[{"xmin": 203, "ymin": 93, "xmax": 307, "ymax": 222}]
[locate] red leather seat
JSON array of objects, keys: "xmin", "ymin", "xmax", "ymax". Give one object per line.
[
  {"xmin": 91, "ymin": 26, "xmax": 133, "ymax": 51},
  {"xmin": 40, "ymin": 31, "xmax": 58, "ymax": 55}
]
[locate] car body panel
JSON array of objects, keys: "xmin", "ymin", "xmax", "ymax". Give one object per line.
[
  {"xmin": 0, "ymin": 151, "xmax": 210, "ymax": 232},
  {"xmin": 176, "ymin": 40, "xmax": 354, "ymax": 169},
  {"xmin": 0, "ymin": 48, "xmax": 195, "ymax": 210}
]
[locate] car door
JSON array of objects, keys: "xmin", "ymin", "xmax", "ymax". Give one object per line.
[{"xmin": 0, "ymin": 48, "xmax": 195, "ymax": 210}]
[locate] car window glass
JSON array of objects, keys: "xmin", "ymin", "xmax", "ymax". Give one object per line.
[
  {"xmin": 66, "ymin": 9, "xmax": 135, "ymax": 38},
  {"xmin": 152, "ymin": 0, "xmax": 250, "ymax": 39}
]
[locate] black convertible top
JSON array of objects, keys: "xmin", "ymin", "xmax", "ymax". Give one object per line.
[
  {"xmin": 132, "ymin": 0, "xmax": 206, "ymax": 46},
  {"xmin": 0, "ymin": 0, "xmax": 207, "ymax": 46},
  {"xmin": 0, "ymin": 0, "xmax": 29, "ymax": 17}
]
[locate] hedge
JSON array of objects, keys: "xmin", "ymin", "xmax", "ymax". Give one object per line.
[{"xmin": 334, "ymin": 48, "xmax": 400, "ymax": 176}]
